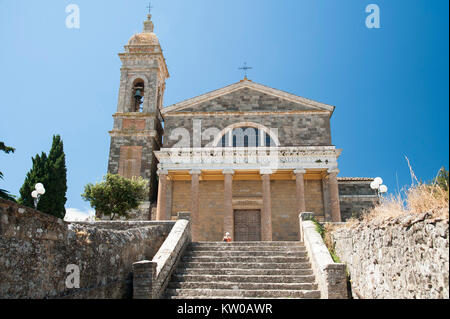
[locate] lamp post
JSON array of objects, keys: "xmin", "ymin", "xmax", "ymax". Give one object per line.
[
  {"xmin": 31, "ymin": 183, "xmax": 45, "ymax": 209},
  {"xmin": 370, "ymin": 177, "xmax": 388, "ymax": 198}
]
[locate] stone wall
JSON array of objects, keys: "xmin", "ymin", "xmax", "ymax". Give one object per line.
[
  {"xmin": 164, "ymin": 113, "xmax": 331, "ymax": 148},
  {"xmin": 331, "ymin": 213, "xmax": 449, "ymax": 299},
  {"xmin": 107, "ymin": 134, "xmax": 159, "ymax": 202},
  {"xmin": 0, "ymin": 199, "xmax": 173, "ymax": 299}
]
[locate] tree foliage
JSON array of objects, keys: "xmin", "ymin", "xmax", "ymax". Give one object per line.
[
  {"xmin": 0, "ymin": 141, "xmax": 16, "ymax": 201},
  {"xmin": 81, "ymin": 173, "xmax": 148, "ymax": 220},
  {"xmin": 433, "ymin": 167, "xmax": 449, "ymax": 191},
  {"xmin": 18, "ymin": 135, "xmax": 67, "ymax": 218},
  {"xmin": 0, "ymin": 142, "xmax": 15, "ymax": 154}
]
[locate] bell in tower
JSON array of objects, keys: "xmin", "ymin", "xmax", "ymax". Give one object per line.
[{"xmin": 132, "ymin": 82, "xmax": 144, "ymax": 112}]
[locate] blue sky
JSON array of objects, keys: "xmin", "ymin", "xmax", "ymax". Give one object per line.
[{"xmin": 0, "ymin": 0, "xmax": 448, "ymax": 215}]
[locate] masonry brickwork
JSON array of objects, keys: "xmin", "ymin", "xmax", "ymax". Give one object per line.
[
  {"xmin": 164, "ymin": 111, "xmax": 331, "ymax": 149},
  {"xmin": 169, "ymin": 178, "xmax": 327, "ymax": 242},
  {"xmin": 338, "ymin": 179, "xmax": 378, "ymax": 221}
]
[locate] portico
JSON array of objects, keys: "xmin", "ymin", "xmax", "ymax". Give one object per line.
[{"xmin": 154, "ymin": 146, "xmax": 342, "ymax": 241}]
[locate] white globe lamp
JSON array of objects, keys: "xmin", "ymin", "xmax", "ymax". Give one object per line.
[
  {"xmin": 31, "ymin": 182, "xmax": 45, "ymax": 209},
  {"xmin": 374, "ymin": 177, "xmax": 383, "ymax": 186},
  {"xmin": 37, "ymin": 186, "xmax": 45, "ymax": 195},
  {"xmin": 379, "ymin": 185, "xmax": 388, "ymax": 194}
]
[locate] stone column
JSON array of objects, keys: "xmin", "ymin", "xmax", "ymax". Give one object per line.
[
  {"xmin": 322, "ymin": 174, "xmax": 332, "ymax": 222},
  {"xmin": 155, "ymin": 169, "xmax": 168, "ymax": 220},
  {"xmin": 328, "ymin": 169, "xmax": 342, "ymax": 222},
  {"xmin": 223, "ymin": 169, "xmax": 234, "ymax": 239},
  {"xmin": 260, "ymin": 169, "xmax": 273, "ymax": 241},
  {"xmin": 165, "ymin": 178, "xmax": 173, "ymax": 220},
  {"xmin": 190, "ymin": 170, "xmax": 201, "ymax": 242},
  {"xmin": 294, "ymin": 169, "xmax": 307, "ymax": 213}
]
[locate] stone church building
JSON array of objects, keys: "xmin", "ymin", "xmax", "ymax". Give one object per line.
[{"xmin": 107, "ymin": 14, "xmax": 377, "ymax": 241}]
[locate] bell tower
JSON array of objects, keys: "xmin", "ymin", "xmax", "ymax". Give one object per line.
[{"xmin": 107, "ymin": 13, "xmax": 169, "ymax": 218}]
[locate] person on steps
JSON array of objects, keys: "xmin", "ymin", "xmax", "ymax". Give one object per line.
[{"xmin": 223, "ymin": 232, "xmax": 232, "ymax": 243}]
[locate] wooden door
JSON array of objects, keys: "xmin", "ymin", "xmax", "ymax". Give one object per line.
[{"xmin": 234, "ymin": 210, "xmax": 261, "ymax": 242}]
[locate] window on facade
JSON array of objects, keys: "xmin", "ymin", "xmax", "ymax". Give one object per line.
[{"xmin": 219, "ymin": 127, "xmax": 275, "ymax": 147}]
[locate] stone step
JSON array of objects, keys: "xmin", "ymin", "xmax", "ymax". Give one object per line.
[
  {"xmin": 175, "ymin": 268, "xmax": 314, "ymax": 276},
  {"xmin": 181, "ymin": 256, "xmax": 308, "ymax": 263},
  {"xmin": 167, "ymin": 281, "xmax": 318, "ymax": 291},
  {"xmin": 167, "ymin": 296, "xmax": 317, "ymax": 299},
  {"xmin": 184, "ymin": 250, "xmax": 307, "ymax": 257},
  {"xmin": 191, "ymin": 241, "xmax": 303, "ymax": 247},
  {"xmin": 189, "ymin": 246, "xmax": 306, "ymax": 252},
  {"xmin": 163, "ymin": 240, "xmax": 318, "ymax": 299},
  {"xmin": 171, "ymin": 274, "xmax": 316, "ymax": 284},
  {"xmin": 179, "ymin": 261, "xmax": 312, "ymax": 269},
  {"xmin": 165, "ymin": 288, "xmax": 321, "ymax": 299}
]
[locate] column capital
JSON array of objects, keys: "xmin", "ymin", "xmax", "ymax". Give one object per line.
[
  {"xmin": 222, "ymin": 169, "xmax": 235, "ymax": 175},
  {"xmin": 157, "ymin": 169, "xmax": 168, "ymax": 176},
  {"xmin": 293, "ymin": 169, "xmax": 306, "ymax": 174},
  {"xmin": 189, "ymin": 169, "xmax": 202, "ymax": 175},
  {"xmin": 327, "ymin": 168, "xmax": 340, "ymax": 175},
  {"xmin": 260, "ymin": 168, "xmax": 273, "ymax": 175}
]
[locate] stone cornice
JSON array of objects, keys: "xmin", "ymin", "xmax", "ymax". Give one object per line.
[
  {"xmin": 339, "ymin": 195, "xmax": 378, "ymax": 200},
  {"xmin": 109, "ymin": 130, "xmax": 158, "ymax": 138},
  {"xmin": 163, "ymin": 110, "xmax": 330, "ymax": 117},
  {"xmin": 112, "ymin": 112, "xmax": 158, "ymax": 118},
  {"xmin": 119, "ymin": 51, "xmax": 169, "ymax": 79},
  {"xmin": 162, "ymin": 80, "xmax": 335, "ymax": 115}
]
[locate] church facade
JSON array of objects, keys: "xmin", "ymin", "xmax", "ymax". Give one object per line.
[{"xmin": 107, "ymin": 14, "xmax": 377, "ymax": 241}]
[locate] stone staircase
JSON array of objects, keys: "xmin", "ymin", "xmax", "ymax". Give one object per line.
[{"xmin": 164, "ymin": 241, "xmax": 321, "ymax": 299}]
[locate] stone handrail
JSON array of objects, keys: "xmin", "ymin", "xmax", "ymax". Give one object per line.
[
  {"xmin": 299, "ymin": 212, "xmax": 348, "ymax": 299},
  {"xmin": 133, "ymin": 214, "xmax": 191, "ymax": 299}
]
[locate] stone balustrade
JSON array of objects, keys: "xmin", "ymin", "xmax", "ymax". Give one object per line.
[
  {"xmin": 133, "ymin": 213, "xmax": 191, "ymax": 299},
  {"xmin": 299, "ymin": 212, "xmax": 348, "ymax": 299}
]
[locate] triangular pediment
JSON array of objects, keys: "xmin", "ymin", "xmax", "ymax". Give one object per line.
[{"xmin": 162, "ymin": 80, "xmax": 334, "ymax": 115}]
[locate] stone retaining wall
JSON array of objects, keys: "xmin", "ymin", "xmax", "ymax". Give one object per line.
[
  {"xmin": 0, "ymin": 199, "xmax": 173, "ymax": 299},
  {"xmin": 331, "ymin": 212, "xmax": 449, "ymax": 299}
]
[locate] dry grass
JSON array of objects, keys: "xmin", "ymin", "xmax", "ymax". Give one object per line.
[
  {"xmin": 361, "ymin": 183, "xmax": 449, "ymax": 223},
  {"xmin": 346, "ymin": 161, "xmax": 449, "ymax": 225}
]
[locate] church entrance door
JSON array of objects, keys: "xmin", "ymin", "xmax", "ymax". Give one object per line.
[{"xmin": 234, "ymin": 210, "xmax": 261, "ymax": 241}]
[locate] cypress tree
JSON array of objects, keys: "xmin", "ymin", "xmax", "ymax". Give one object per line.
[
  {"xmin": 19, "ymin": 135, "xmax": 67, "ymax": 218},
  {"xmin": 40, "ymin": 135, "xmax": 67, "ymax": 218}
]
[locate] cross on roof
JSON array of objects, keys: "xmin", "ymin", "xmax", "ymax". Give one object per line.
[
  {"xmin": 147, "ymin": 2, "xmax": 154, "ymax": 15},
  {"xmin": 238, "ymin": 62, "xmax": 253, "ymax": 79}
]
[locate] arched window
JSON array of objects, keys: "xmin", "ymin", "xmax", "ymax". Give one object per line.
[
  {"xmin": 218, "ymin": 126, "xmax": 277, "ymax": 147},
  {"xmin": 131, "ymin": 79, "xmax": 145, "ymax": 112}
]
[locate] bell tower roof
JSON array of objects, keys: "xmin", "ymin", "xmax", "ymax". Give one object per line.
[{"xmin": 127, "ymin": 14, "xmax": 159, "ymax": 46}]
